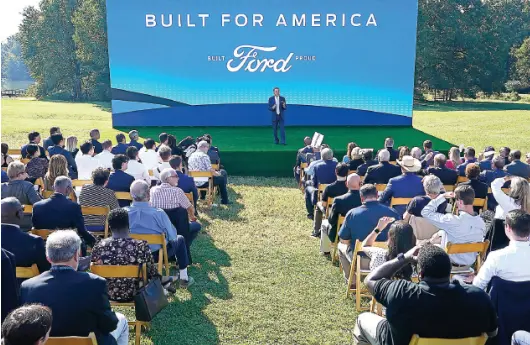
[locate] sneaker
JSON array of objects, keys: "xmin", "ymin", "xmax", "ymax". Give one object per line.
[{"xmin": 179, "ymin": 276, "xmax": 195, "ymax": 289}]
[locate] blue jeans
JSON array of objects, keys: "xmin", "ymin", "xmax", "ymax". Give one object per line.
[
  {"xmin": 304, "ymin": 185, "xmax": 318, "ymax": 216},
  {"xmin": 273, "ymin": 117, "xmax": 285, "ymax": 144},
  {"xmin": 189, "ymin": 221, "xmax": 202, "ymax": 244},
  {"xmin": 153, "ymin": 236, "xmax": 189, "ymax": 270}
]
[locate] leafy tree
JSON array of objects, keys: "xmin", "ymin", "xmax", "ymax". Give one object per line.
[{"xmin": 511, "ymin": 37, "xmax": 530, "ymax": 88}]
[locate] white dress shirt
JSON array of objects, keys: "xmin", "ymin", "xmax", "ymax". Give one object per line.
[
  {"xmin": 75, "ymin": 154, "xmax": 102, "ymax": 180},
  {"xmin": 275, "ymin": 95, "xmax": 280, "ymax": 115},
  {"xmin": 95, "ymin": 150, "xmax": 114, "ymax": 170},
  {"xmin": 139, "ymin": 149, "xmax": 160, "ymax": 171},
  {"xmin": 153, "ymin": 162, "xmax": 172, "ymax": 180},
  {"xmin": 473, "ymin": 240, "xmax": 530, "ymax": 290},
  {"xmin": 126, "ymin": 160, "xmax": 151, "ymax": 184},
  {"xmin": 421, "ymin": 195, "xmax": 486, "ymax": 266},
  {"xmin": 491, "ymin": 177, "xmax": 520, "ymax": 220}
]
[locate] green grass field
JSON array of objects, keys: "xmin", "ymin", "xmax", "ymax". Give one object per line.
[{"xmin": 1, "ymin": 99, "xmax": 530, "ymax": 344}]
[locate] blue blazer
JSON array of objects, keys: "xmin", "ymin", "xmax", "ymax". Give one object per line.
[
  {"xmin": 32, "ymin": 194, "xmax": 95, "ymax": 246},
  {"xmin": 128, "ymin": 140, "xmax": 143, "ymax": 151},
  {"xmin": 110, "ymin": 143, "xmax": 130, "ymax": 155},
  {"xmin": 504, "ymin": 160, "xmax": 530, "ymax": 179},
  {"xmin": 458, "ymin": 158, "xmax": 477, "ymax": 176},
  {"xmin": 312, "ymin": 160, "xmax": 338, "ymax": 188},
  {"xmin": 1, "ymin": 249, "xmax": 19, "ymax": 322},
  {"xmin": 268, "ymin": 95, "xmax": 286, "ymax": 121},
  {"xmin": 90, "ymin": 139, "xmax": 103, "ymax": 154},
  {"xmin": 479, "ymin": 158, "xmax": 493, "ymax": 172},
  {"xmin": 107, "ymin": 170, "xmax": 135, "ymax": 207},
  {"xmin": 177, "ymin": 171, "xmax": 198, "ymax": 203},
  {"xmin": 47, "ymin": 145, "xmax": 77, "ymax": 178},
  {"xmin": 21, "ymin": 269, "xmax": 119, "ymax": 345},
  {"xmin": 425, "ymin": 166, "xmax": 458, "ymax": 186},
  {"xmin": 1, "ymin": 224, "xmax": 50, "ymax": 274},
  {"xmin": 378, "ymin": 173, "xmax": 425, "ymax": 215},
  {"xmin": 1, "ymin": 170, "xmax": 8, "ymax": 183},
  {"xmin": 43, "ymin": 137, "xmax": 54, "ymax": 151},
  {"xmin": 21, "ymin": 142, "xmax": 47, "ymax": 159}
]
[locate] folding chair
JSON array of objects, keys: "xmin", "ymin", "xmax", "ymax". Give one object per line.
[
  {"xmin": 34, "ymin": 177, "xmax": 44, "ymax": 190},
  {"xmin": 331, "ymin": 215, "xmax": 345, "ymax": 264},
  {"xmin": 189, "ymin": 171, "xmax": 216, "ymax": 206},
  {"xmin": 408, "ymin": 333, "xmax": 487, "ymax": 345},
  {"xmin": 456, "ymin": 176, "xmax": 469, "ymax": 184},
  {"xmin": 211, "ymin": 163, "xmax": 220, "ymax": 171},
  {"xmin": 390, "ymin": 197, "xmax": 413, "ymax": 208},
  {"xmin": 45, "ymin": 333, "xmax": 98, "ymax": 345},
  {"xmin": 184, "ymin": 192, "xmax": 193, "ymax": 204},
  {"xmin": 72, "ymin": 179, "xmax": 93, "ymax": 188},
  {"xmin": 324, "ymin": 197, "xmax": 334, "ymax": 218},
  {"xmin": 389, "ymin": 161, "xmax": 397, "ymax": 165},
  {"xmin": 445, "ymin": 240, "xmax": 490, "ymax": 276},
  {"xmin": 375, "ymin": 184, "xmax": 387, "ymax": 192},
  {"xmin": 90, "ymin": 264, "xmax": 148, "ymax": 345},
  {"xmin": 20, "ymin": 158, "xmax": 31, "ymax": 164},
  {"xmin": 23, "ymin": 204, "xmax": 33, "ymax": 215},
  {"xmin": 299, "ymin": 162, "xmax": 308, "ymax": 190},
  {"xmin": 443, "ymin": 184, "xmax": 455, "ymax": 192},
  {"xmin": 317, "ymin": 183, "xmax": 328, "ymax": 201},
  {"xmin": 31, "ymin": 229, "xmax": 56, "ymax": 240},
  {"xmin": 148, "ymin": 169, "xmax": 154, "ymax": 177},
  {"xmin": 114, "ymin": 191, "xmax": 133, "ymax": 201},
  {"xmin": 42, "ymin": 190, "xmax": 77, "ymax": 202},
  {"xmin": 130, "ymin": 233, "xmax": 169, "ymax": 276},
  {"xmin": 81, "ymin": 206, "xmax": 110, "ymax": 238},
  {"xmin": 16, "ymin": 264, "xmax": 40, "ymax": 279}
]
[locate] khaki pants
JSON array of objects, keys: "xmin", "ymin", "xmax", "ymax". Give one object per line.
[
  {"xmin": 354, "ymin": 312, "xmax": 386, "ymax": 345},
  {"xmin": 320, "ymin": 221, "xmax": 332, "ymax": 253},
  {"xmin": 338, "ymin": 242, "xmax": 353, "ymax": 281}
]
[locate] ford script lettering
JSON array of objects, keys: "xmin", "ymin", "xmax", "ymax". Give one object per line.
[{"xmin": 226, "ymin": 45, "xmax": 294, "ymax": 72}]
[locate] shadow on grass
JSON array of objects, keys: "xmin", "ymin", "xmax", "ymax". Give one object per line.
[
  {"xmin": 198, "ymin": 187, "xmax": 245, "ymax": 222},
  {"xmin": 147, "ymin": 231, "xmax": 232, "ymax": 345},
  {"xmin": 414, "ymin": 100, "xmax": 530, "ymax": 112}
]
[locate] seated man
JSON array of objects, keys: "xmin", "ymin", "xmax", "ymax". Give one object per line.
[
  {"xmin": 403, "ymin": 175, "xmax": 447, "ymax": 223},
  {"xmin": 138, "ymin": 138, "xmax": 160, "ymax": 171},
  {"xmin": 126, "ymin": 180, "xmax": 194, "ymax": 288},
  {"xmin": 458, "ymin": 146, "xmax": 477, "ymax": 176},
  {"xmin": 1, "ymin": 249, "xmax": 19, "ymax": 321},
  {"xmin": 459, "ymin": 163, "xmax": 488, "ymax": 213},
  {"xmin": 203, "ymin": 134, "xmax": 221, "ymax": 165},
  {"xmin": 43, "ymin": 126, "xmax": 60, "ymax": 152},
  {"xmin": 75, "ymin": 141, "xmax": 101, "ymax": 180},
  {"xmin": 479, "ymin": 156, "xmax": 508, "ymax": 210},
  {"xmin": 89, "ymin": 128, "xmax": 103, "ymax": 154},
  {"xmin": 424, "ymin": 153, "xmax": 458, "ymax": 186},
  {"xmin": 47, "ymin": 133, "xmax": 77, "ymax": 179},
  {"xmin": 378, "ymin": 155, "xmax": 425, "ymax": 216},
  {"xmin": 383, "ymin": 137, "xmax": 399, "ymax": 162},
  {"xmin": 356, "ymin": 150, "xmax": 378, "ymax": 177},
  {"xmin": 304, "ymin": 148, "xmax": 337, "ymax": 219},
  {"xmin": 1, "ymin": 161, "xmax": 41, "ymax": 205},
  {"xmin": 21, "ymin": 131, "xmax": 47, "ymax": 159},
  {"xmin": 420, "ymin": 139, "xmax": 438, "ymax": 168},
  {"xmin": 1, "ymin": 197, "xmax": 50, "ymax": 274},
  {"xmin": 170, "ymin": 155, "xmax": 199, "ymax": 214},
  {"xmin": 320, "ymin": 173, "xmax": 362, "ymax": 255},
  {"xmin": 364, "ymin": 149, "xmax": 401, "ymax": 185},
  {"xmin": 338, "ymin": 184, "xmax": 400, "ymax": 282},
  {"xmin": 125, "ymin": 146, "xmax": 151, "ymax": 184},
  {"xmin": 95, "ymin": 140, "xmax": 114, "ymax": 170},
  {"xmin": 32, "ymin": 176, "xmax": 96, "ymax": 253},
  {"xmin": 311, "ymin": 163, "xmax": 349, "ymax": 237},
  {"xmin": 188, "ymin": 140, "xmax": 229, "ymax": 205},
  {"xmin": 356, "ymin": 244, "xmax": 497, "ymax": 345},
  {"xmin": 2, "ymin": 304, "xmax": 52, "ymax": 345},
  {"xmin": 156, "ymin": 132, "xmax": 169, "ymax": 152},
  {"xmin": 153, "ymin": 145, "xmax": 173, "ymax": 180},
  {"xmin": 20, "ymin": 230, "xmax": 129, "ymax": 345},
  {"xmin": 110, "ymin": 133, "xmax": 129, "ymax": 155},
  {"xmin": 473, "ymin": 210, "xmax": 530, "ymax": 289},
  {"xmin": 293, "ymin": 136, "xmax": 313, "ymax": 182},
  {"xmin": 128, "ymin": 130, "xmax": 143, "ymax": 150},
  {"xmin": 505, "ymin": 150, "xmax": 530, "ymax": 178},
  {"xmin": 421, "ymin": 185, "xmax": 486, "ymax": 267},
  {"xmin": 478, "ymin": 147, "xmax": 495, "ymax": 172},
  {"xmin": 106, "ymin": 154, "xmax": 135, "ymax": 207}
]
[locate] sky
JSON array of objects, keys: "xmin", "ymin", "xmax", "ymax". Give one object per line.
[{"xmin": 0, "ymin": 0, "xmax": 40, "ymax": 42}]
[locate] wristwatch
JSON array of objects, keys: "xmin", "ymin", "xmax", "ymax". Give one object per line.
[
  {"xmin": 374, "ymin": 227, "xmax": 381, "ymax": 234},
  {"xmin": 397, "ymin": 253, "xmax": 406, "ymax": 262}
]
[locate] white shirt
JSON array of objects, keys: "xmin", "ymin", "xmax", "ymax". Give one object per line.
[
  {"xmin": 473, "ymin": 240, "xmax": 530, "ymax": 290},
  {"xmin": 491, "ymin": 177, "xmax": 520, "ymax": 220},
  {"xmin": 153, "ymin": 162, "xmax": 172, "ymax": 180},
  {"xmin": 75, "ymin": 154, "xmax": 102, "ymax": 180},
  {"xmin": 275, "ymin": 96, "xmax": 280, "ymax": 115},
  {"xmin": 139, "ymin": 149, "xmax": 160, "ymax": 171},
  {"xmin": 126, "ymin": 160, "xmax": 151, "ymax": 184},
  {"xmin": 95, "ymin": 150, "xmax": 114, "ymax": 170}
]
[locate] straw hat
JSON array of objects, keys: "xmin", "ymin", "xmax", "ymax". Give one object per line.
[{"xmin": 397, "ymin": 155, "xmax": 421, "ymax": 172}]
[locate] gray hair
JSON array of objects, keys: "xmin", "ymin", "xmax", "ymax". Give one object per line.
[
  {"xmin": 423, "ymin": 175, "xmax": 443, "ymax": 195},
  {"xmin": 434, "ymin": 153, "xmax": 446, "ymax": 167},
  {"xmin": 493, "ymin": 155, "xmax": 505, "ymax": 169},
  {"xmin": 130, "ymin": 180, "xmax": 149, "ymax": 201},
  {"xmin": 351, "ymin": 147, "xmax": 362, "ymax": 160},
  {"xmin": 321, "ymin": 148, "xmax": 333, "ymax": 160},
  {"xmin": 378, "ymin": 149, "xmax": 390, "ymax": 162},
  {"xmin": 6, "ymin": 161, "xmax": 26, "ymax": 179},
  {"xmin": 411, "ymin": 147, "xmax": 422, "ymax": 159},
  {"xmin": 46, "ymin": 230, "xmax": 81, "ymax": 263},
  {"xmin": 54, "ymin": 175, "xmax": 72, "ymax": 191},
  {"xmin": 197, "ymin": 140, "xmax": 209, "ymax": 150},
  {"xmin": 129, "ymin": 130, "xmax": 139, "ymax": 140},
  {"xmin": 384, "ymin": 137, "xmax": 394, "ymax": 147},
  {"xmin": 160, "ymin": 168, "xmax": 176, "ymax": 183}
]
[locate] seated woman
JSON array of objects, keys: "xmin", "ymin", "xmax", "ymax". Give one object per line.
[
  {"xmin": 91, "ymin": 208, "xmax": 160, "ymax": 302},
  {"xmin": 65, "ymin": 135, "xmax": 79, "ymax": 159},
  {"xmin": 342, "ymin": 142, "xmax": 358, "ymax": 164},
  {"xmin": 25, "ymin": 144, "xmax": 49, "ymax": 183},
  {"xmin": 0, "ymin": 162, "xmax": 41, "ymax": 205},
  {"xmin": 1, "ymin": 143, "xmax": 14, "ymax": 168},
  {"xmin": 43, "ymin": 155, "xmax": 69, "ymax": 191},
  {"xmin": 348, "ymin": 147, "xmax": 364, "ymax": 171},
  {"xmin": 361, "ymin": 217, "xmax": 416, "ymax": 280}
]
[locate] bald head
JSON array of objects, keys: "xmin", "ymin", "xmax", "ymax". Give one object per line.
[
  {"xmin": 1, "ymin": 197, "xmax": 23, "ymax": 225},
  {"xmin": 131, "ymin": 180, "xmax": 150, "ymax": 202},
  {"xmin": 346, "ymin": 173, "xmax": 361, "ymax": 191},
  {"xmin": 304, "ymin": 137, "xmax": 311, "ymax": 146}
]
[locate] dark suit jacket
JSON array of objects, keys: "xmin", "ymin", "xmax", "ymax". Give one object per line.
[
  {"xmin": 1, "ymin": 224, "xmax": 50, "ymax": 274},
  {"xmin": 128, "ymin": 140, "xmax": 143, "ymax": 151},
  {"xmin": 479, "ymin": 158, "xmax": 493, "ymax": 172},
  {"xmin": 459, "ymin": 179, "xmax": 488, "ymax": 199},
  {"xmin": 348, "ymin": 158, "xmax": 365, "ymax": 171},
  {"xmin": 47, "ymin": 145, "xmax": 77, "ymax": 178},
  {"xmin": 90, "ymin": 139, "xmax": 103, "ymax": 154},
  {"xmin": 32, "ymin": 194, "xmax": 95, "ymax": 246},
  {"xmin": 110, "ymin": 143, "xmax": 130, "ymax": 155},
  {"xmin": 177, "ymin": 171, "xmax": 198, "ymax": 205},
  {"xmin": 43, "ymin": 137, "xmax": 54, "ymax": 151},
  {"xmin": 327, "ymin": 190, "xmax": 362, "ymax": 242},
  {"xmin": 21, "ymin": 268, "xmax": 118, "ymax": 345},
  {"xmin": 458, "ymin": 158, "xmax": 477, "ymax": 176},
  {"xmin": 386, "ymin": 147, "xmax": 399, "ymax": 161},
  {"xmin": 364, "ymin": 162, "xmax": 401, "ymax": 185},
  {"xmin": 378, "ymin": 173, "xmax": 425, "ymax": 215},
  {"xmin": 504, "ymin": 160, "xmax": 530, "ymax": 178},
  {"xmin": 357, "ymin": 160, "xmax": 378, "ymax": 176},
  {"xmin": 268, "ymin": 96, "xmax": 286, "ymax": 121},
  {"xmin": 321, "ymin": 180, "xmax": 348, "ymax": 202},
  {"xmin": 1, "ymin": 249, "xmax": 19, "ymax": 322},
  {"xmin": 107, "ymin": 170, "xmax": 135, "ymax": 207},
  {"xmin": 164, "ymin": 207, "xmax": 192, "ymax": 264},
  {"xmin": 312, "ymin": 160, "xmax": 338, "ymax": 188},
  {"xmin": 425, "ymin": 166, "xmax": 458, "ymax": 186},
  {"xmin": 21, "ymin": 142, "xmax": 47, "ymax": 159}
]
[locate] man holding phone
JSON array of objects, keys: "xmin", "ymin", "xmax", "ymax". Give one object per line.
[{"xmin": 268, "ymin": 87, "xmax": 287, "ymax": 145}]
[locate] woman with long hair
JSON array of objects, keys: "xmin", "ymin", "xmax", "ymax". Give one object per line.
[
  {"xmin": 1, "ymin": 143, "xmax": 14, "ymax": 168},
  {"xmin": 446, "ymin": 147, "xmax": 461, "ymax": 170},
  {"xmin": 342, "ymin": 142, "xmax": 358, "ymax": 163},
  {"xmin": 44, "ymin": 155, "xmax": 68, "ymax": 191},
  {"xmin": 398, "ymin": 146, "xmax": 410, "ymax": 161},
  {"xmin": 65, "ymin": 136, "xmax": 79, "ymax": 158},
  {"xmin": 362, "ymin": 218, "xmax": 416, "ymax": 280},
  {"xmin": 167, "ymin": 134, "xmax": 183, "ymax": 156}
]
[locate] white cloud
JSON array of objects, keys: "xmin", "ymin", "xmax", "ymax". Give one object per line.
[{"xmin": 0, "ymin": 0, "xmax": 41, "ymax": 42}]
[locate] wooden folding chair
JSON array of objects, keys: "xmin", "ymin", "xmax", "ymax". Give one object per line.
[
  {"xmin": 408, "ymin": 333, "xmax": 487, "ymax": 345},
  {"xmin": 324, "ymin": 197, "xmax": 334, "ymax": 218},
  {"xmin": 184, "ymin": 192, "xmax": 193, "ymax": 204},
  {"xmin": 20, "ymin": 158, "xmax": 31, "ymax": 164},
  {"xmin": 443, "ymin": 184, "xmax": 455, "ymax": 192},
  {"xmin": 31, "ymin": 229, "xmax": 56, "ymax": 240},
  {"xmin": 81, "ymin": 206, "xmax": 110, "ymax": 238},
  {"xmin": 390, "ymin": 197, "xmax": 413, "ymax": 208},
  {"xmin": 445, "ymin": 240, "xmax": 490, "ymax": 275},
  {"xmin": 72, "ymin": 179, "xmax": 93, "ymax": 188},
  {"xmin": 90, "ymin": 264, "xmax": 148, "ymax": 345},
  {"xmin": 331, "ymin": 215, "xmax": 345, "ymax": 265},
  {"xmin": 348, "ymin": 170, "xmax": 357, "ymax": 175},
  {"xmin": 352, "ymin": 240, "xmax": 388, "ymax": 311},
  {"xmin": 46, "ymin": 333, "xmax": 98, "ymax": 345},
  {"xmin": 16, "ymin": 264, "xmax": 40, "ymax": 279},
  {"xmin": 114, "ymin": 191, "xmax": 133, "ymax": 202},
  {"xmin": 130, "ymin": 233, "xmax": 169, "ymax": 276},
  {"xmin": 299, "ymin": 162, "xmax": 308, "ymax": 190},
  {"xmin": 34, "ymin": 177, "xmax": 44, "ymax": 190},
  {"xmin": 472, "ymin": 198, "xmax": 488, "ymax": 214},
  {"xmin": 23, "ymin": 204, "xmax": 33, "ymax": 215},
  {"xmin": 211, "ymin": 163, "xmax": 220, "ymax": 171},
  {"xmin": 389, "ymin": 161, "xmax": 397, "ymax": 165},
  {"xmin": 42, "ymin": 190, "xmax": 77, "ymax": 202},
  {"xmin": 456, "ymin": 176, "xmax": 469, "ymax": 184},
  {"xmin": 148, "ymin": 169, "xmax": 154, "ymax": 177},
  {"xmin": 317, "ymin": 183, "xmax": 328, "ymax": 201},
  {"xmin": 189, "ymin": 171, "xmax": 216, "ymax": 206},
  {"xmin": 375, "ymin": 184, "xmax": 387, "ymax": 192}
]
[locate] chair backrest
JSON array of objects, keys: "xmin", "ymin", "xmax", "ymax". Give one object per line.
[
  {"xmin": 375, "ymin": 184, "xmax": 387, "ymax": 192},
  {"xmin": 42, "ymin": 190, "xmax": 76, "ymax": 202},
  {"xmin": 148, "ymin": 169, "xmax": 154, "ymax": 176},
  {"xmin": 129, "ymin": 233, "xmax": 167, "ymax": 274},
  {"xmin": 445, "ymin": 241, "xmax": 490, "ymax": 271},
  {"xmin": 81, "ymin": 206, "xmax": 110, "ymax": 238},
  {"xmin": 184, "ymin": 192, "xmax": 193, "ymax": 203},
  {"xmin": 90, "ymin": 263, "xmax": 147, "ymax": 284},
  {"xmin": 352, "ymin": 239, "xmax": 388, "ymax": 275},
  {"xmin": 444, "ymin": 185, "xmax": 455, "ymax": 192},
  {"xmin": 472, "ymin": 198, "xmax": 487, "ymax": 212},
  {"xmin": 390, "ymin": 197, "xmax": 412, "ymax": 207},
  {"xmin": 348, "ymin": 170, "xmax": 357, "ymax": 175},
  {"xmin": 389, "ymin": 161, "xmax": 397, "ymax": 165},
  {"xmin": 456, "ymin": 176, "xmax": 469, "ymax": 184},
  {"xmin": 325, "ymin": 197, "xmax": 334, "ymax": 217},
  {"xmin": 72, "ymin": 179, "xmax": 93, "ymax": 188},
  {"xmin": 16, "ymin": 264, "xmax": 40, "ymax": 279},
  {"xmin": 7, "ymin": 149, "xmax": 20, "ymax": 156},
  {"xmin": 114, "ymin": 191, "xmax": 133, "ymax": 201},
  {"xmin": 34, "ymin": 177, "xmax": 44, "ymax": 189},
  {"xmin": 408, "ymin": 215, "xmax": 439, "ymax": 240},
  {"xmin": 318, "ymin": 184, "xmax": 328, "ymax": 193},
  {"xmin": 408, "ymin": 333, "xmax": 487, "ymax": 345},
  {"xmin": 189, "ymin": 171, "xmax": 214, "ymax": 178},
  {"xmin": 300, "ymin": 162, "xmax": 308, "ymax": 169},
  {"xmin": 46, "ymin": 332, "xmax": 98, "ymax": 345},
  {"xmin": 20, "ymin": 158, "xmax": 31, "ymax": 164},
  {"xmin": 23, "ymin": 204, "xmax": 33, "ymax": 214},
  {"xmin": 211, "ymin": 164, "xmax": 220, "ymax": 170},
  {"xmin": 31, "ymin": 229, "xmax": 56, "ymax": 240}
]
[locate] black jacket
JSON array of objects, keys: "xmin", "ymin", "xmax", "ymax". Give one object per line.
[
  {"xmin": 425, "ymin": 166, "xmax": 458, "ymax": 186},
  {"xmin": 1, "ymin": 249, "xmax": 19, "ymax": 322},
  {"xmin": 1, "ymin": 224, "xmax": 50, "ymax": 274},
  {"xmin": 357, "ymin": 160, "xmax": 379, "ymax": 176},
  {"xmin": 364, "ymin": 162, "xmax": 401, "ymax": 185},
  {"xmin": 328, "ymin": 190, "xmax": 362, "ymax": 242}
]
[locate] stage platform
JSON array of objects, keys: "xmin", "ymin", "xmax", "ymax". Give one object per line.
[{"xmin": 116, "ymin": 126, "xmax": 453, "ymax": 177}]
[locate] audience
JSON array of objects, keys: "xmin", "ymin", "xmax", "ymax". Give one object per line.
[
  {"xmin": 460, "ymin": 163, "xmax": 489, "ymax": 213},
  {"xmin": 1, "ymin": 249, "xmax": 18, "ymax": 322},
  {"xmin": 505, "ymin": 150, "xmax": 530, "ymax": 178},
  {"xmin": 338, "ymin": 184, "xmax": 400, "ymax": 282},
  {"xmin": 1, "ymin": 197, "xmax": 50, "ymax": 274},
  {"xmin": 139, "ymin": 138, "xmax": 160, "ymax": 171},
  {"xmin": 75, "ymin": 141, "xmax": 101, "ymax": 180},
  {"xmin": 95, "ymin": 139, "xmax": 114, "ymax": 170},
  {"xmin": 1, "ymin": 162, "xmax": 41, "ymax": 205},
  {"xmin": 156, "ymin": 132, "xmax": 169, "ymax": 152},
  {"xmin": 20, "ymin": 230, "xmax": 129, "ymax": 345},
  {"xmin": 357, "ymin": 150, "xmax": 378, "ymax": 176},
  {"xmin": 107, "ymin": 155, "xmax": 135, "ymax": 207},
  {"xmin": 89, "ymin": 129, "xmax": 103, "ymax": 154},
  {"xmin": 203, "ymin": 134, "xmax": 220, "ymax": 165},
  {"xmin": 294, "ymin": 136, "xmax": 313, "ymax": 181},
  {"xmin": 128, "ymin": 130, "xmax": 143, "ymax": 150},
  {"xmin": 125, "ymin": 146, "xmax": 151, "ymax": 183},
  {"xmin": 446, "ymin": 147, "xmax": 462, "ymax": 170},
  {"xmin": 356, "ymin": 244, "xmax": 497, "ymax": 345},
  {"xmin": 167, "ymin": 134, "xmax": 184, "ymax": 157},
  {"xmin": 304, "ymin": 148, "xmax": 337, "ymax": 219},
  {"xmin": 342, "ymin": 142, "xmax": 358, "ymax": 163},
  {"xmin": 458, "ymin": 146, "xmax": 477, "ymax": 176},
  {"xmin": 500, "ymin": 147, "xmax": 511, "ymax": 166},
  {"xmin": 410, "ymin": 146, "xmax": 422, "ymax": 160},
  {"xmin": 421, "ymin": 185, "xmax": 486, "ymax": 267},
  {"xmin": 21, "ymin": 131, "xmax": 47, "ymax": 159},
  {"xmin": 513, "ymin": 331, "xmax": 530, "ymax": 345},
  {"xmin": 25, "ymin": 144, "xmax": 49, "ymax": 182},
  {"xmin": 43, "ymin": 155, "xmax": 69, "ymax": 191},
  {"xmin": 43, "ymin": 126, "xmax": 60, "ymax": 151},
  {"xmin": 424, "ymin": 153, "xmax": 458, "ymax": 185},
  {"xmin": 1, "ymin": 304, "xmax": 52, "ymax": 345},
  {"xmin": 1, "ymin": 170, "xmax": 8, "ymax": 183},
  {"xmin": 170, "ymin": 155, "xmax": 199, "ymax": 213},
  {"xmin": 188, "ymin": 140, "xmax": 230, "ymax": 205},
  {"xmin": 32, "ymin": 176, "xmax": 96, "ymax": 252},
  {"xmin": 126, "ymin": 180, "xmax": 194, "ymax": 288},
  {"xmin": 153, "ymin": 145, "xmax": 172, "ymax": 180},
  {"xmin": 349, "ymin": 147, "xmax": 365, "ymax": 171},
  {"xmin": 403, "ymin": 175, "xmax": 447, "ymax": 223},
  {"xmin": 378, "ymin": 155, "xmax": 425, "ymax": 215},
  {"xmin": 383, "ymin": 137, "xmax": 398, "ymax": 161},
  {"xmin": 91, "ymin": 208, "xmax": 160, "ymax": 301},
  {"xmin": 65, "ymin": 136, "xmax": 79, "ymax": 159},
  {"xmin": 47, "ymin": 133, "xmax": 77, "ymax": 179},
  {"xmin": 363, "ymin": 149, "xmax": 401, "ymax": 185},
  {"xmin": 111, "ymin": 133, "xmax": 129, "ymax": 155},
  {"xmin": 78, "ymin": 168, "xmax": 119, "ymax": 232},
  {"xmin": 1, "ymin": 143, "xmax": 15, "ymax": 168},
  {"xmin": 479, "ymin": 147, "xmax": 495, "ymax": 172},
  {"xmin": 420, "ymin": 140, "xmax": 437, "ymax": 167}
]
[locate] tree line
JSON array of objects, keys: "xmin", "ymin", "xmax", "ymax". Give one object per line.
[{"xmin": 4, "ymin": 0, "xmax": 530, "ymax": 101}]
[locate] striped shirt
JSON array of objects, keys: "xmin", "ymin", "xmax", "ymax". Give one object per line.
[
  {"xmin": 78, "ymin": 184, "xmax": 119, "ymax": 227},
  {"xmin": 150, "ymin": 183, "xmax": 191, "ymax": 210}
]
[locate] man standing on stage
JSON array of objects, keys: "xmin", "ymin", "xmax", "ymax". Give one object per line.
[{"xmin": 268, "ymin": 87, "xmax": 287, "ymax": 145}]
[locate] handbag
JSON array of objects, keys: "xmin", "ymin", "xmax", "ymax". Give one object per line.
[{"xmin": 134, "ymin": 264, "xmax": 168, "ymax": 322}]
